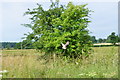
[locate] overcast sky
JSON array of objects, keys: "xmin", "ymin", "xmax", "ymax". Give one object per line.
[{"xmin": 0, "ymin": 0, "xmax": 119, "ymax": 42}]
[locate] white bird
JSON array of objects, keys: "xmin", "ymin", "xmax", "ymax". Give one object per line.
[{"xmin": 61, "ymin": 41, "xmax": 69, "ymax": 49}]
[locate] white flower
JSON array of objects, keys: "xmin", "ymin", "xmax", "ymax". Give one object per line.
[
  {"xmin": 75, "ymin": 62, "xmax": 79, "ymax": 65},
  {"xmin": 0, "ymin": 70, "xmax": 8, "ymax": 73},
  {"xmin": 0, "ymin": 74, "xmax": 2, "ymax": 78},
  {"xmin": 79, "ymin": 73, "xmax": 85, "ymax": 76},
  {"xmin": 87, "ymin": 72, "xmax": 97, "ymax": 77}
]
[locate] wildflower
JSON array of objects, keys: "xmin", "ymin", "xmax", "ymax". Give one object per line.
[
  {"xmin": 0, "ymin": 74, "xmax": 2, "ymax": 78},
  {"xmin": 75, "ymin": 62, "xmax": 78, "ymax": 65},
  {"xmin": 103, "ymin": 72, "xmax": 116, "ymax": 77},
  {"xmin": 79, "ymin": 73, "xmax": 85, "ymax": 76},
  {"xmin": 87, "ymin": 72, "xmax": 97, "ymax": 77},
  {"xmin": 0, "ymin": 70, "xmax": 8, "ymax": 73}
]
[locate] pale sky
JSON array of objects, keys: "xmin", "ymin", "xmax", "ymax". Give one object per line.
[{"xmin": 0, "ymin": 0, "xmax": 119, "ymax": 42}]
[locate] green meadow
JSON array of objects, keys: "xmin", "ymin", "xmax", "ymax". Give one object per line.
[{"xmin": 2, "ymin": 47, "xmax": 118, "ymax": 78}]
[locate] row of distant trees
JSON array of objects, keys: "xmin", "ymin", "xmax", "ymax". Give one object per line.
[
  {"xmin": 0, "ymin": 32, "xmax": 120, "ymax": 49},
  {"xmin": 0, "ymin": 42, "xmax": 17, "ymax": 49},
  {"xmin": 0, "ymin": 42, "xmax": 33, "ymax": 49},
  {"xmin": 90, "ymin": 32, "xmax": 120, "ymax": 45}
]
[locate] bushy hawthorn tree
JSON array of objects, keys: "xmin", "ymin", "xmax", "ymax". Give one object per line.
[{"xmin": 23, "ymin": 0, "xmax": 93, "ymax": 58}]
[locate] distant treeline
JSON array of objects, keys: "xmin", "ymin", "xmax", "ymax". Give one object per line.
[
  {"xmin": 0, "ymin": 42, "xmax": 33, "ymax": 49},
  {"xmin": 90, "ymin": 32, "xmax": 120, "ymax": 44},
  {"xmin": 0, "ymin": 32, "xmax": 120, "ymax": 49},
  {"xmin": 0, "ymin": 42, "xmax": 17, "ymax": 49}
]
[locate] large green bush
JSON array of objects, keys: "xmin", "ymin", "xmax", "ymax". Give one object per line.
[{"xmin": 23, "ymin": 0, "xmax": 92, "ymax": 58}]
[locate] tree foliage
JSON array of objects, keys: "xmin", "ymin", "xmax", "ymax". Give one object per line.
[
  {"xmin": 107, "ymin": 32, "xmax": 119, "ymax": 45},
  {"xmin": 23, "ymin": 1, "xmax": 93, "ymax": 58},
  {"xmin": 90, "ymin": 36, "xmax": 97, "ymax": 43}
]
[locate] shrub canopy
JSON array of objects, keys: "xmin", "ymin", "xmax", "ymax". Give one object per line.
[{"xmin": 23, "ymin": 1, "xmax": 92, "ymax": 58}]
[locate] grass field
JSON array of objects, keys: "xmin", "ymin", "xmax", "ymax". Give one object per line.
[{"xmin": 1, "ymin": 47, "xmax": 118, "ymax": 78}]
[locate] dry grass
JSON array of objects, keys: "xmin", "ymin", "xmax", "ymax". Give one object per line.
[{"xmin": 2, "ymin": 47, "xmax": 118, "ymax": 78}]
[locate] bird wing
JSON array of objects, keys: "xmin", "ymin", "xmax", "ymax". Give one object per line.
[
  {"xmin": 65, "ymin": 41, "xmax": 69, "ymax": 46},
  {"xmin": 61, "ymin": 42, "xmax": 64, "ymax": 46}
]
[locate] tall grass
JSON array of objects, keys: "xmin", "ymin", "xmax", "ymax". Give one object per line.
[{"xmin": 2, "ymin": 47, "xmax": 118, "ymax": 78}]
